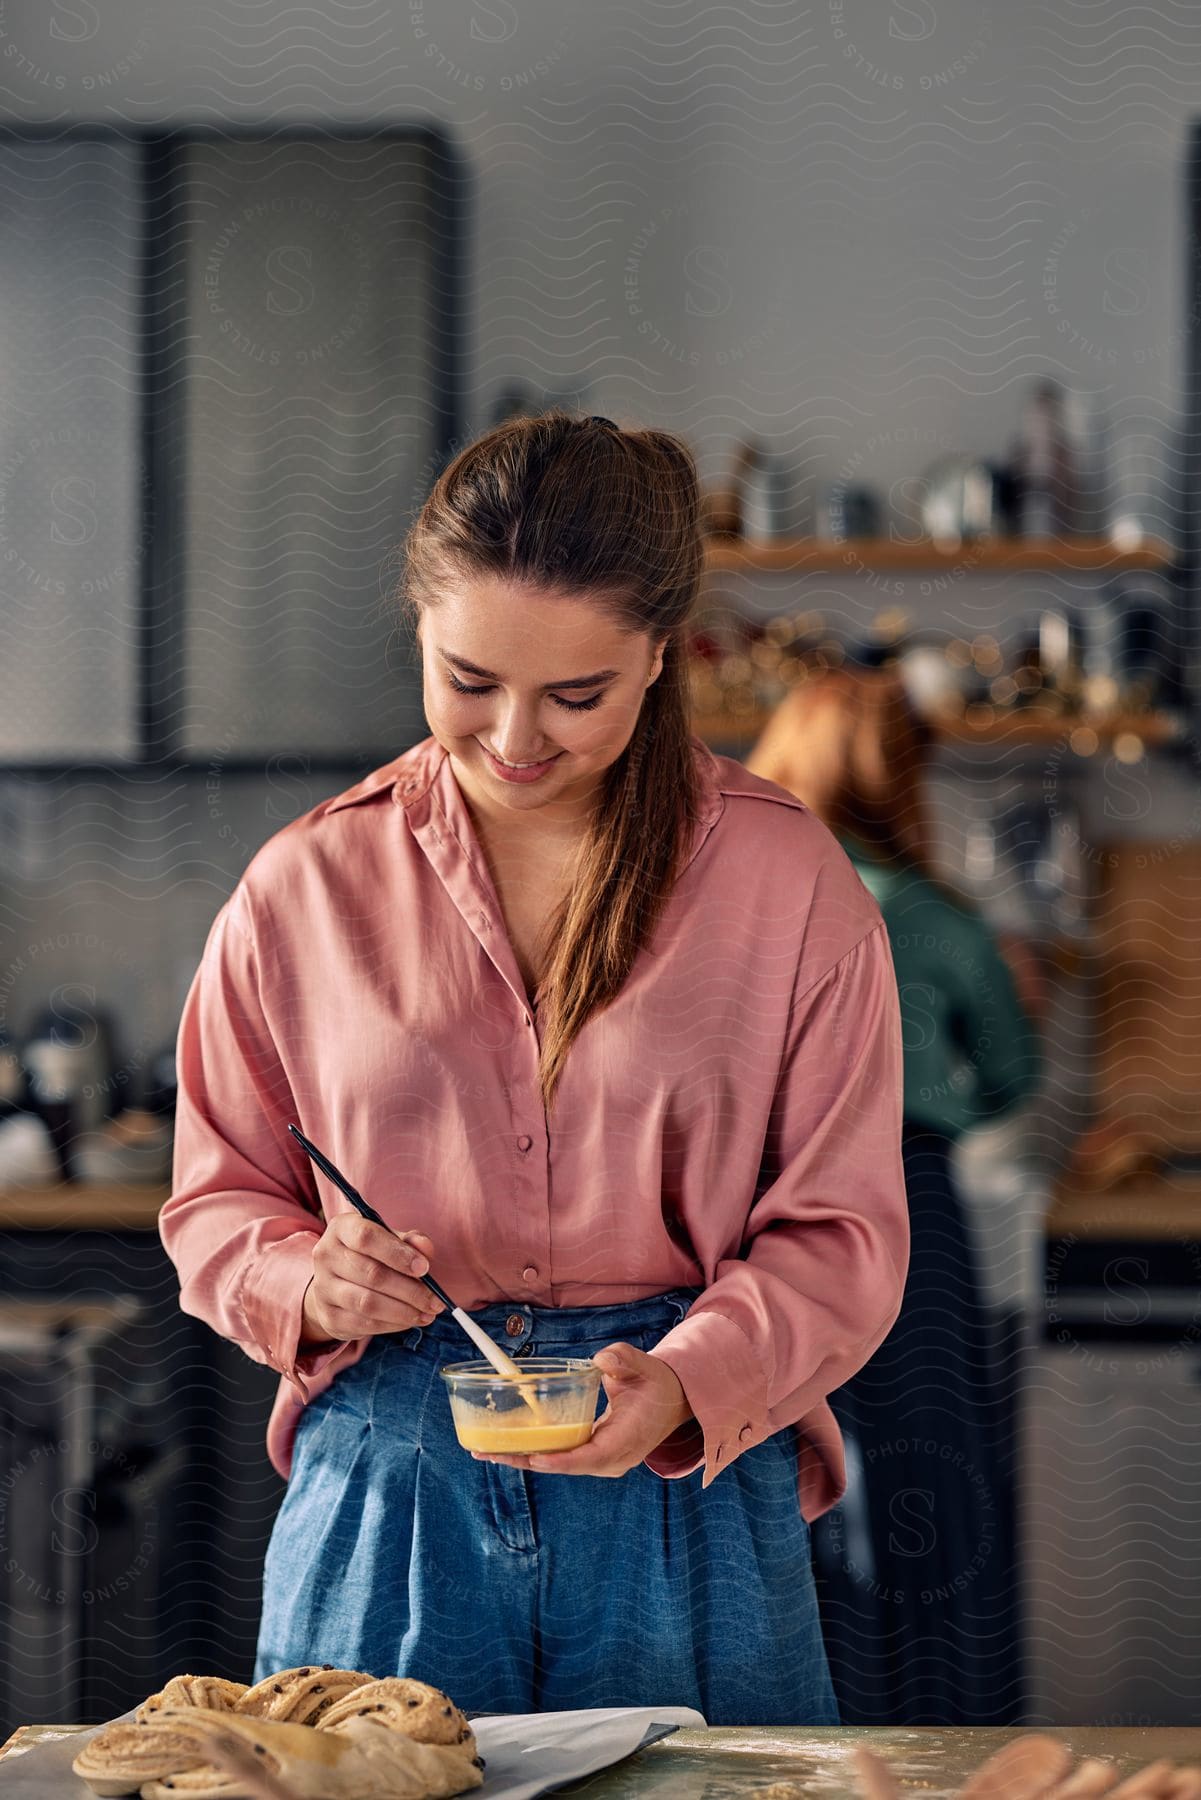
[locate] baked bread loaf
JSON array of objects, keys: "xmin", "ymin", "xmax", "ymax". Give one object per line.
[
  {"xmin": 72, "ymin": 1667, "xmax": 481, "ymax": 1800},
  {"xmin": 234, "ymin": 1666, "xmax": 375, "ymax": 1725},
  {"xmin": 138, "ymin": 1708, "xmax": 482, "ymax": 1800},
  {"xmin": 136, "ymin": 1679, "xmax": 248, "ymax": 1722},
  {"xmin": 129, "ymin": 1773, "xmax": 236, "ymax": 1797},
  {"xmin": 318, "ymin": 1678, "xmax": 474, "ymax": 1752},
  {"xmin": 71, "ymin": 1717, "xmax": 219, "ymax": 1796}
]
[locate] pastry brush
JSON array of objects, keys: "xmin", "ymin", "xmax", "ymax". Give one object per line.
[{"xmin": 286, "ymin": 1122, "xmax": 548, "ymax": 1417}]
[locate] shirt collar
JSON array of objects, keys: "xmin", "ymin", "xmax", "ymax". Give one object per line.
[
  {"xmin": 320, "ymin": 738, "xmax": 445, "ymax": 815},
  {"xmin": 320, "ymin": 732, "xmax": 803, "ymax": 837}
]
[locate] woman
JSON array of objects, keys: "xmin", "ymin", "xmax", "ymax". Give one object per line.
[
  {"xmin": 160, "ymin": 412, "xmax": 908, "ymax": 1725},
  {"xmin": 746, "ymin": 667, "xmax": 1042, "ymax": 1725}
]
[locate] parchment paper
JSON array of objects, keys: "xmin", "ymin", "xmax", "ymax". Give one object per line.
[{"xmin": 0, "ymin": 1703, "xmax": 707, "ymax": 1800}]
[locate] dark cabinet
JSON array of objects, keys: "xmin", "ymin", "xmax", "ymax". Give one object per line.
[
  {"xmin": 1022, "ymin": 1237, "xmax": 1201, "ymax": 1725},
  {"xmin": 159, "ymin": 131, "xmax": 462, "ymax": 762},
  {"xmin": 0, "ymin": 1229, "xmax": 283, "ymax": 1736},
  {"xmin": 0, "ymin": 125, "xmax": 465, "ymax": 770},
  {"xmin": 0, "ymin": 136, "xmax": 145, "ymax": 762}
]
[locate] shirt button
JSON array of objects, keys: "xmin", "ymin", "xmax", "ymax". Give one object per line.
[
  {"xmin": 739, "ymin": 1423, "xmax": 754, "ymax": 1443},
  {"xmin": 516, "ymin": 1134, "xmax": 532, "ymax": 1152},
  {"xmin": 505, "ymin": 1313, "xmax": 526, "ymax": 1337},
  {"xmin": 522, "ymin": 1265, "xmax": 539, "ymax": 1284}
]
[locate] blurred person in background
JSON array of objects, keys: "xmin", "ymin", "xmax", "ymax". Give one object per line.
[{"xmin": 745, "ymin": 666, "xmax": 1044, "ymax": 1726}]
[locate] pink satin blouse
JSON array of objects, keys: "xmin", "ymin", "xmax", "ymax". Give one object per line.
[{"xmin": 161, "ymin": 732, "xmax": 908, "ymax": 1519}]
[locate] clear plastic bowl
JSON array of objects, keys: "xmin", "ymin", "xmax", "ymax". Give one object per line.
[{"xmin": 440, "ymin": 1356, "xmax": 601, "ymax": 1453}]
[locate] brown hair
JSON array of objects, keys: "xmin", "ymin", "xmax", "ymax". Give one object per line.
[
  {"xmin": 744, "ymin": 665, "xmax": 940, "ymax": 879},
  {"xmin": 398, "ymin": 409, "xmax": 705, "ymax": 1115}
]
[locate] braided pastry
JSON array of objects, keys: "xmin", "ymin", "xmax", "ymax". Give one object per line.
[
  {"xmin": 235, "ymin": 1665, "xmax": 374, "ymax": 1726},
  {"xmin": 71, "ymin": 1716, "xmax": 218, "ymax": 1796},
  {"xmin": 137, "ymin": 1708, "xmax": 482, "ymax": 1800},
  {"xmin": 136, "ymin": 1679, "xmax": 247, "ymax": 1722},
  {"xmin": 133, "ymin": 1773, "xmax": 236, "ymax": 1798},
  {"xmin": 318, "ymin": 1678, "xmax": 474, "ymax": 1752}
]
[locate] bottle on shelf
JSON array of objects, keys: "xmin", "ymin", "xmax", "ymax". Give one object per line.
[
  {"xmin": 20, "ymin": 1036, "xmax": 79, "ymax": 1182},
  {"xmin": 1060, "ymin": 388, "xmax": 1109, "ymax": 537},
  {"xmin": 1012, "ymin": 379, "xmax": 1077, "ymax": 538},
  {"xmin": 730, "ymin": 439, "xmax": 797, "ymax": 541},
  {"xmin": 816, "ymin": 479, "xmax": 880, "ymax": 542},
  {"xmin": 1036, "ymin": 607, "xmax": 1083, "ymax": 704}
]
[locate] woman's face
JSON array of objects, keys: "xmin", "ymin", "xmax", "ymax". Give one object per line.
[{"xmin": 418, "ymin": 576, "xmax": 665, "ymax": 828}]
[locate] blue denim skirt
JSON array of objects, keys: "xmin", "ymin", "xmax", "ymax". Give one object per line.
[{"xmin": 254, "ymin": 1287, "xmax": 838, "ymax": 1725}]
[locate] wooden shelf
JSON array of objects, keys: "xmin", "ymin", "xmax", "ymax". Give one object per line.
[
  {"xmin": 692, "ymin": 709, "xmax": 769, "ymax": 745},
  {"xmin": 0, "ymin": 1182, "xmax": 168, "ymax": 1230},
  {"xmin": 933, "ymin": 706, "xmax": 1184, "ymax": 750},
  {"xmin": 691, "ymin": 704, "xmax": 1183, "ymax": 753},
  {"xmin": 1045, "ymin": 1172, "xmax": 1201, "ymax": 1241},
  {"xmin": 703, "ymin": 534, "xmax": 1178, "ymax": 575}
]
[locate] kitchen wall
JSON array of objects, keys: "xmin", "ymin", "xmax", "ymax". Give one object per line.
[
  {"xmin": 1, "ymin": 0, "xmax": 1199, "ymax": 1226},
  {"xmin": 0, "ymin": 0, "xmax": 1188, "ymax": 477}
]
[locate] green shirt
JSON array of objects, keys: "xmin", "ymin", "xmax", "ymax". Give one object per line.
[{"xmin": 838, "ymin": 834, "xmax": 1042, "ymax": 1140}]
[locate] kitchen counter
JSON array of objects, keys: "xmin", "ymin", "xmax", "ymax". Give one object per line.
[
  {"xmin": 5, "ymin": 1723, "xmax": 1201, "ymax": 1795},
  {"xmin": 0, "ymin": 1182, "xmax": 167, "ymax": 1230},
  {"xmin": 1045, "ymin": 1171, "xmax": 1201, "ymax": 1242},
  {"xmin": 5, "ymin": 1173, "xmax": 1198, "ymax": 1242}
]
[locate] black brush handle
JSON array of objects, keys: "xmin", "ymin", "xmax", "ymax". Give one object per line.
[{"xmin": 287, "ymin": 1122, "xmax": 457, "ymax": 1313}]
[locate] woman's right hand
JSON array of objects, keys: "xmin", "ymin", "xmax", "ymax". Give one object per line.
[{"xmin": 299, "ymin": 1215, "xmax": 442, "ymax": 1347}]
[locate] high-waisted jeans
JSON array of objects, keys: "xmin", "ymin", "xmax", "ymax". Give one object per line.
[{"xmin": 254, "ymin": 1286, "xmax": 839, "ymax": 1725}]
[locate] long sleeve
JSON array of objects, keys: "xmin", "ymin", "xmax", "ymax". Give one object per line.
[
  {"xmin": 644, "ymin": 921, "xmax": 909, "ymax": 1489},
  {"xmin": 161, "ymin": 884, "xmax": 347, "ymax": 1402}
]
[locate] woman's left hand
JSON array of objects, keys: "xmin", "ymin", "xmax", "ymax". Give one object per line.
[{"xmin": 470, "ymin": 1342, "xmax": 695, "ymax": 1478}]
